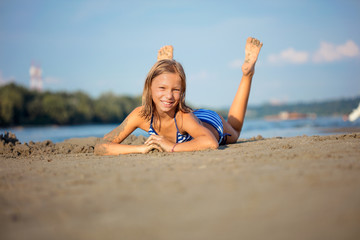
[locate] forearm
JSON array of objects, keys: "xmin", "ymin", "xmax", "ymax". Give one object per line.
[
  {"xmin": 171, "ymin": 136, "xmax": 218, "ymax": 152},
  {"xmin": 94, "ymin": 142, "xmax": 144, "ymax": 155}
]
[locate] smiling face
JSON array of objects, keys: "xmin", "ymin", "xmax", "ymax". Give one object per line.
[
  {"xmin": 140, "ymin": 59, "xmax": 192, "ymax": 121},
  {"xmin": 151, "ymin": 73, "xmax": 182, "ymax": 115}
]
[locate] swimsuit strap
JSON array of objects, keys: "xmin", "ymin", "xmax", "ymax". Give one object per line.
[
  {"xmin": 148, "ymin": 113, "xmax": 191, "ymax": 143},
  {"xmin": 148, "ymin": 115, "xmax": 158, "ymax": 135},
  {"xmin": 174, "ymin": 112, "xmax": 192, "ymax": 143},
  {"xmin": 173, "ymin": 112, "xmax": 181, "ymax": 133}
]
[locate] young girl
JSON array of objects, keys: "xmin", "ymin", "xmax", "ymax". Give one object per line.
[{"xmin": 94, "ymin": 37, "xmax": 263, "ymax": 155}]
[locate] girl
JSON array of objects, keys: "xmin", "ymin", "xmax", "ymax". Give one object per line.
[{"xmin": 94, "ymin": 37, "xmax": 263, "ymax": 155}]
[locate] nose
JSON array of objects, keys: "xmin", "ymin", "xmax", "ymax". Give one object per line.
[{"xmin": 165, "ymin": 90, "xmax": 174, "ymax": 100}]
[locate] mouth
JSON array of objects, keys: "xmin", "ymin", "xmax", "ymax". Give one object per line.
[{"xmin": 161, "ymin": 100, "xmax": 175, "ymax": 108}]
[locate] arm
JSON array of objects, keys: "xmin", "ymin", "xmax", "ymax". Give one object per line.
[
  {"xmin": 145, "ymin": 112, "xmax": 219, "ymax": 152},
  {"xmin": 94, "ymin": 140, "xmax": 159, "ymax": 155},
  {"xmin": 94, "ymin": 107, "xmax": 161, "ymax": 155},
  {"xmin": 173, "ymin": 112, "xmax": 219, "ymax": 152}
]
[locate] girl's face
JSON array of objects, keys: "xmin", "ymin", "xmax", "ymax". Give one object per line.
[{"xmin": 151, "ymin": 73, "xmax": 182, "ymax": 114}]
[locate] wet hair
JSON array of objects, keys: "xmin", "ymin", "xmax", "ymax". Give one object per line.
[{"xmin": 140, "ymin": 59, "xmax": 192, "ymax": 121}]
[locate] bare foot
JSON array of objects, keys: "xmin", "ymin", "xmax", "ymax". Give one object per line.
[
  {"xmin": 242, "ymin": 37, "xmax": 263, "ymax": 76},
  {"xmin": 157, "ymin": 45, "xmax": 174, "ymax": 61}
]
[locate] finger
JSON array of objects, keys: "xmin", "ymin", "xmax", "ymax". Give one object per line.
[
  {"xmin": 147, "ymin": 143, "xmax": 163, "ymax": 152},
  {"xmin": 145, "ymin": 139, "xmax": 156, "ymax": 146},
  {"xmin": 145, "ymin": 145, "xmax": 156, "ymax": 153},
  {"xmin": 145, "ymin": 135, "xmax": 157, "ymax": 144},
  {"xmin": 145, "ymin": 138, "xmax": 163, "ymax": 147},
  {"xmin": 153, "ymin": 144, "xmax": 164, "ymax": 152}
]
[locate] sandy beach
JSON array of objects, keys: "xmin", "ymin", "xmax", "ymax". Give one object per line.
[{"xmin": 1, "ymin": 132, "xmax": 360, "ymax": 240}]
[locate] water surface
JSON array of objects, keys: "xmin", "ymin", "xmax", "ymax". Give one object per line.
[{"xmin": 2, "ymin": 116, "xmax": 359, "ymax": 143}]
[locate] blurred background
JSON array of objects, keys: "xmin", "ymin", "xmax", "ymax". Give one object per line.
[{"xmin": 1, "ymin": 0, "xmax": 360, "ymax": 142}]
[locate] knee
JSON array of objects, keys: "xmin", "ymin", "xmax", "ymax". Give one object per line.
[
  {"xmin": 227, "ymin": 132, "xmax": 240, "ymax": 144},
  {"xmin": 223, "ymin": 123, "xmax": 240, "ymax": 144}
]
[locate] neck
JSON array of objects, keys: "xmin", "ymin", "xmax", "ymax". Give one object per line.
[
  {"xmin": 152, "ymin": 108, "xmax": 177, "ymax": 132},
  {"xmin": 155, "ymin": 109, "xmax": 176, "ymax": 120}
]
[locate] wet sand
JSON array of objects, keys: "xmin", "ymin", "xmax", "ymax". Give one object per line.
[{"xmin": 1, "ymin": 133, "xmax": 360, "ymax": 240}]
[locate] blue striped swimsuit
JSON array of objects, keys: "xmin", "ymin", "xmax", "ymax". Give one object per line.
[{"xmin": 148, "ymin": 109, "xmax": 229, "ymax": 145}]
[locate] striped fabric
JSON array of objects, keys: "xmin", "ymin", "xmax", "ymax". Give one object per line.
[
  {"xmin": 193, "ymin": 109, "xmax": 224, "ymax": 138},
  {"xmin": 148, "ymin": 109, "xmax": 227, "ymax": 145},
  {"xmin": 148, "ymin": 119, "xmax": 158, "ymax": 136}
]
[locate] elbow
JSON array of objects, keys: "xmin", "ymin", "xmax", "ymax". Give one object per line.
[
  {"xmin": 207, "ymin": 138, "xmax": 219, "ymax": 150},
  {"xmin": 199, "ymin": 134, "xmax": 219, "ymax": 150},
  {"xmin": 211, "ymin": 141, "xmax": 219, "ymax": 150}
]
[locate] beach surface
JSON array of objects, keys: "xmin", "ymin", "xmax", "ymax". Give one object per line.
[{"xmin": 1, "ymin": 133, "xmax": 360, "ymax": 240}]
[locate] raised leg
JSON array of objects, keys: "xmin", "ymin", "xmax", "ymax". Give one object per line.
[
  {"xmin": 226, "ymin": 37, "xmax": 263, "ymax": 142},
  {"xmin": 157, "ymin": 45, "xmax": 174, "ymax": 61}
]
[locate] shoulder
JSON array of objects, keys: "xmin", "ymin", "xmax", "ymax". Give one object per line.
[
  {"xmin": 181, "ymin": 111, "xmax": 201, "ymax": 123},
  {"xmin": 131, "ymin": 106, "xmax": 143, "ymax": 115},
  {"xmin": 122, "ymin": 106, "xmax": 145, "ymax": 125},
  {"xmin": 176, "ymin": 111, "xmax": 201, "ymax": 131},
  {"xmin": 127, "ymin": 106, "xmax": 146, "ymax": 118},
  {"xmin": 128, "ymin": 106, "xmax": 150, "ymax": 129}
]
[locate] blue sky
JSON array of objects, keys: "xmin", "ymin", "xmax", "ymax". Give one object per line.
[{"xmin": 1, "ymin": 0, "xmax": 359, "ymax": 108}]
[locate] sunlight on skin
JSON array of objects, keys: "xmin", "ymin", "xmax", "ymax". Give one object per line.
[
  {"xmin": 94, "ymin": 37, "xmax": 263, "ymax": 155},
  {"xmin": 242, "ymin": 37, "xmax": 263, "ymax": 76},
  {"xmin": 157, "ymin": 45, "xmax": 174, "ymax": 61}
]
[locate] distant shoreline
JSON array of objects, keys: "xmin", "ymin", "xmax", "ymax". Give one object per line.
[{"xmin": 1, "ymin": 83, "xmax": 359, "ymax": 127}]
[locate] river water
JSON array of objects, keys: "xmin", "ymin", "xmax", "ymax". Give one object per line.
[{"xmin": 1, "ymin": 116, "xmax": 359, "ymax": 143}]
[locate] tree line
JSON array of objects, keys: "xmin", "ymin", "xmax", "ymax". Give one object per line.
[
  {"xmin": 246, "ymin": 97, "xmax": 360, "ymax": 118},
  {"xmin": 0, "ymin": 83, "xmax": 141, "ymax": 127},
  {"xmin": 1, "ymin": 83, "xmax": 359, "ymax": 127}
]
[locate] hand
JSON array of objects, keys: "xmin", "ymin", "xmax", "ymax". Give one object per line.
[
  {"xmin": 140, "ymin": 143, "xmax": 163, "ymax": 154},
  {"xmin": 145, "ymin": 135, "xmax": 175, "ymax": 153}
]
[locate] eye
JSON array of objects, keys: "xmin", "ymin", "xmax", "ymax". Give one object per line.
[{"xmin": 173, "ymin": 89, "xmax": 181, "ymax": 92}]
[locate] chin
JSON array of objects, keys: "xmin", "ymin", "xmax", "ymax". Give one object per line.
[{"xmin": 160, "ymin": 106, "xmax": 175, "ymax": 113}]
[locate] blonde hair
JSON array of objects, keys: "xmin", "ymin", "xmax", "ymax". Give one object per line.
[{"xmin": 140, "ymin": 59, "xmax": 192, "ymax": 121}]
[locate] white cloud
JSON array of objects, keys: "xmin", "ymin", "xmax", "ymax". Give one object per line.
[
  {"xmin": 268, "ymin": 40, "xmax": 360, "ymax": 65},
  {"xmin": 312, "ymin": 40, "xmax": 360, "ymax": 63},
  {"xmin": 268, "ymin": 48, "xmax": 309, "ymax": 64},
  {"xmin": 229, "ymin": 59, "xmax": 243, "ymax": 69}
]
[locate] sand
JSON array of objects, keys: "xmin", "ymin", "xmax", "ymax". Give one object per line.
[{"xmin": 1, "ymin": 132, "xmax": 360, "ymax": 240}]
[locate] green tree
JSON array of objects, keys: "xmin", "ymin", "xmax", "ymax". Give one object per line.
[
  {"xmin": 42, "ymin": 93, "xmax": 71, "ymax": 124},
  {"xmin": 94, "ymin": 92, "xmax": 123, "ymax": 123},
  {"xmin": 0, "ymin": 83, "xmax": 25, "ymax": 125},
  {"xmin": 71, "ymin": 91, "xmax": 94, "ymax": 123}
]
